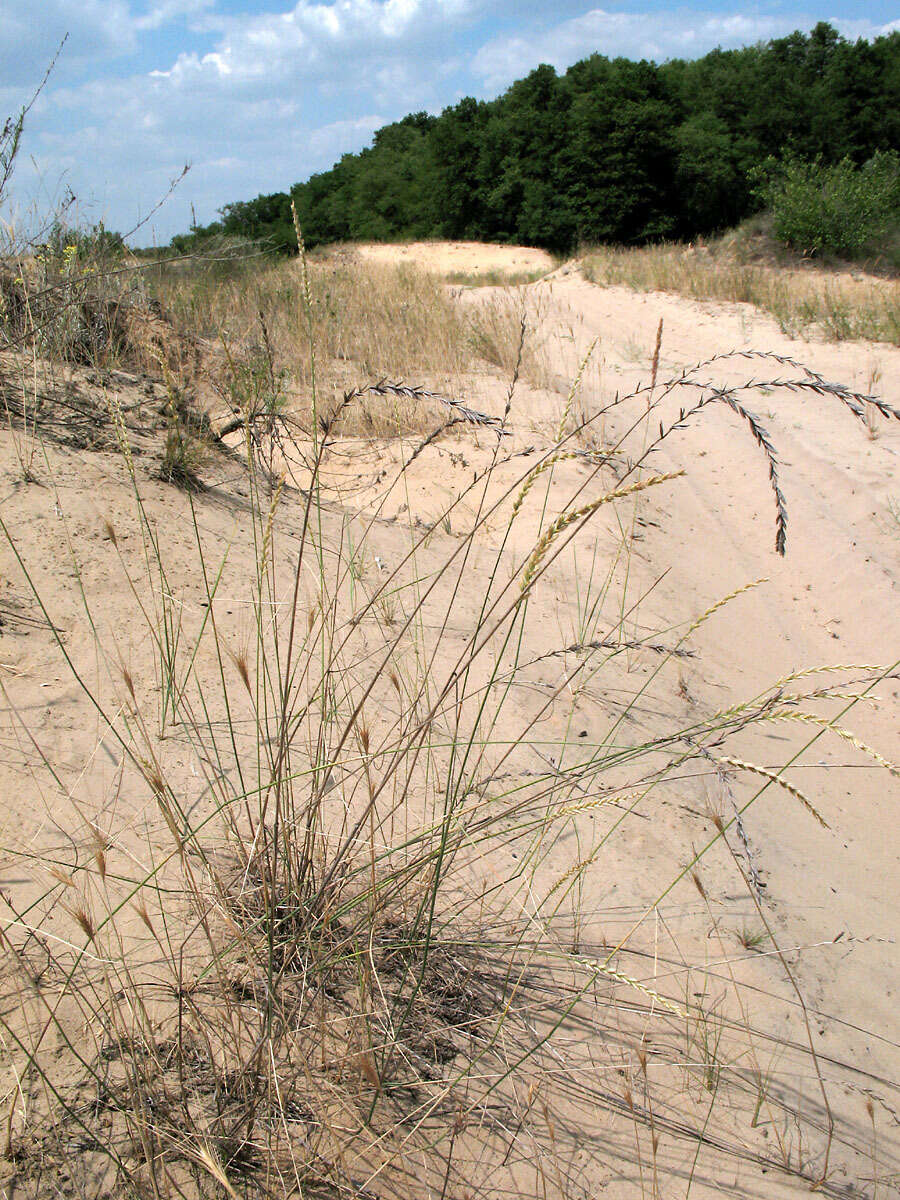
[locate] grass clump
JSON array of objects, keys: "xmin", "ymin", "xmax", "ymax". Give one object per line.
[
  {"xmin": 158, "ymin": 370, "xmax": 211, "ymax": 489},
  {"xmin": 1, "ymin": 242, "xmax": 897, "ymax": 1195},
  {"xmin": 446, "ymin": 267, "xmax": 553, "ymax": 288},
  {"xmin": 1, "ymin": 221, "xmax": 196, "ymax": 375}
]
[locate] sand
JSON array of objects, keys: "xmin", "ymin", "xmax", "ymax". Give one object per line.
[
  {"xmin": 1, "ymin": 242, "xmax": 897, "ymax": 1196},
  {"xmin": 346, "ymin": 238, "xmax": 556, "ymax": 277}
]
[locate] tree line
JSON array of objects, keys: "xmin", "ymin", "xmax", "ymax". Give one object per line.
[{"xmin": 170, "ymin": 23, "xmax": 900, "ymax": 255}]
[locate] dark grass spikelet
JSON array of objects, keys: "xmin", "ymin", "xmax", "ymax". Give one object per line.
[
  {"xmin": 347, "ymin": 379, "xmax": 510, "ymax": 434},
  {"xmin": 654, "ymin": 390, "xmax": 788, "ymax": 555},
  {"xmin": 718, "ymin": 394, "xmax": 788, "ymax": 556},
  {"xmin": 642, "ymin": 342, "xmax": 896, "ymax": 557},
  {"xmin": 687, "ymin": 349, "xmax": 900, "ymax": 423}
]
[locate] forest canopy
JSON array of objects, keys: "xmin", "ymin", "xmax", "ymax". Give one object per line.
[{"xmin": 167, "ymin": 23, "xmax": 900, "ymax": 255}]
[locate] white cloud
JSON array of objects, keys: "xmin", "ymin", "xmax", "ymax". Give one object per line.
[
  {"xmin": 3, "ymin": 3, "xmax": 895, "ymax": 242},
  {"xmin": 134, "ymin": 0, "xmax": 216, "ymax": 32},
  {"xmin": 308, "ymin": 114, "xmax": 385, "ymax": 158},
  {"xmin": 154, "ymin": 0, "xmax": 476, "ymax": 86},
  {"xmin": 472, "ymin": 8, "xmax": 900, "ymax": 91},
  {"xmin": 0, "ymin": 0, "xmax": 136, "ymax": 84},
  {"xmin": 2, "ymin": 0, "xmax": 480, "ymax": 240}
]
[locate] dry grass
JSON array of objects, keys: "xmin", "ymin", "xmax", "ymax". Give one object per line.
[
  {"xmin": 146, "ymin": 252, "xmax": 548, "ymax": 440},
  {"xmin": 0, "ymin": 248, "xmax": 196, "ymax": 376},
  {"xmin": 1, "ymin": 225, "xmax": 898, "ymax": 1198},
  {"xmin": 582, "ymin": 242, "xmax": 900, "ymax": 345},
  {"xmin": 446, "ymin": 267, "xmax": 553, "ymax": 288}
]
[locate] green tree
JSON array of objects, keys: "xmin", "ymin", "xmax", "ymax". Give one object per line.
[
  {"xmin": 163, "ymin": 23, "xmax": 900, "ymax": 255},
  {"xmin": 562, "ymin": 58, "xmax": 678, "ymax": 244},
  {"xmin": 674, "ymin": 112, "xmax": 742, "ymax": 233}
]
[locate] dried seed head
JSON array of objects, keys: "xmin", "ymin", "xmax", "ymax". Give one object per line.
[
  {"xmin": 712, "ymin": 813, "xmax": 725, "ymax": 835},
  {"xmin": 692, "ymin": 871, "xmax": 707, "ymax": 900},
  {"xmin": 389, "ymin": 669, "xmax": 401, "ymax": 695},
  {"xmin": 235, "ymin": 651, "xmax": 251, "ymax": 694},
  {"xmin": 86, "ymin": 823, "xmax": 110, "ymax": 879},
  {"xmin": 541, "ymin": 1101, "xmax": 556, "ymax": 1142},
  {"xmin": 69, "ymin": 905, "xmax": 96, "ymax": 942},
  {"xmin": 144, "ymin": 763, "xmax": 166, "ymax": 799},
  {"xmin": 359, "ymin": 724, "xmax": 370, "ymax": 754},
  {"xmin": 356, "ymin": 1051, "xmax": 379, "ymax": 1087},
  {"xmin": 121, "ymin": 667, "xmax": 135, "ymax": 700},
  {"xmin": 88, "ymin": 821, "xmax": 109, "ymax": 851},
  {"xmin": 650, "ymin": 317, "xmax": 663, "ymax": 394},
  {"xmin": 103, "ymin": 519, "xmax": 117, "ymax": 547},
  {"xmin": 134, "ymin": 901, "xmax": 155, "ymax": 935}
]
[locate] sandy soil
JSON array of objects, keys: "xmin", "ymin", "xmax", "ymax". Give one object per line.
[
  {"xmin": 342, "ymin": 238, "xmax": 556, "ymax": 277},
  {"xmin": 1, "ymin": 244, "xmax": 897, "ymax": 1197},
  {"xmin": 344, "ymin": 252, "xmax": 900, "ymax": 1194}
]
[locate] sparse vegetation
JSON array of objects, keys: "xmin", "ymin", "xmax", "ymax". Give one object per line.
[
  {"xmin": 737, "ymin": 926, "xmax": 769, "ymax": 951},
  {"xmin": 1, "ymin": 80, "xmax": 899, "ymax": 1200},
  {"xmin": 582, "ymin": 242, "xmax": 900, "ymax": 344}
]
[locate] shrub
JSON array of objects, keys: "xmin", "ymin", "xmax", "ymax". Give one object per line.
[{"xmin": 760, "ymin": 151, "xmax": 900, "ymax": 259}]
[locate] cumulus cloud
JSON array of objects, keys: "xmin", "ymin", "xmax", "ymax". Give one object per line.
[
  {"xmin": 3, "ymin": 2, "xmax": 896, "ymax": 241},
  {"xmin": 308, "ymin": 114, "xmax": 385, "ymax": 158},
  {"xmin": 153, "ymin": 0, "xmax": 474, "ymax": 88},
  {"xmin": 0, "ymin": 0, "xmax": 136, "ymax": 85},
  {"xmin": 472, "ymin": 8, "xmax": 900, "ymax": 91},
  {"xmin": 3, "ymin": 0, "xmax": 481, "ymax": 238}
]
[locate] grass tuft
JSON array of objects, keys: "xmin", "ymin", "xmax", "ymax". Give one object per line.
[{"xmin": 0, "ymin": 216, "xmax": 896, "ymax": 1198}]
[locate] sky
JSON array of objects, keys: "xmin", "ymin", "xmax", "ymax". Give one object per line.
[{"xmin": 1, "ymin": 1, "xmax": 896, "ymax": 243}]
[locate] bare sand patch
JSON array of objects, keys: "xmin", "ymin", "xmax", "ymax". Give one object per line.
[{"xmin": 327, "ymin": 238, "xmax": 556, "ymax": 278}]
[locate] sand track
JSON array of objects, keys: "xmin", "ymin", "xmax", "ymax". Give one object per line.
[
  {"xmin": 325, "ymin": 245, "xmax": 900, "ymax": 1188},
  {"xmin": 1, "ymin": 242, "xmax": 897, "ymax": 1197}
]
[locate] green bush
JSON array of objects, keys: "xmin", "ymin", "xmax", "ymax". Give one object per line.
[
  {"xmin": 762, "ymin": 152, "xmax": 900, "ymax": 259},
  {"xmin": 37, "ymin": 218, "xmax": 126, "ymax": 262}
]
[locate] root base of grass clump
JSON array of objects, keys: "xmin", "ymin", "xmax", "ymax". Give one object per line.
[{"xmin": 4, "ymin": 893, "xmax": 505, "ymax": 1198}]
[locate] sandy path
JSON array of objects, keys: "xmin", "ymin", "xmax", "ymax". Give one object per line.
[
  {"xmin": 516, "ymin": 271, "xmax": 900, "ymax": 1121},
  {"xmin": 1, "ymin": 248, "xmax": 897, "ymax": 1197},
  {"xmin": 360, "ymin": 255, "xmax": 900, "ymax": 1190},
  {"xmin": 338, "ymin": 239, "xmax": 555, "ymax": 277}
]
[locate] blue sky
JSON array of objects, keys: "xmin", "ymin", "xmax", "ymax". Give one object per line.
[{"xmin": 1, "ymin": 1, "xmax": 895, "ymax": 243}]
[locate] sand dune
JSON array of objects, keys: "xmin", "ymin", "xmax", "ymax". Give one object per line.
[{"xmin": 1, "ymin": 243, "xmax": 897, "ymax": 1197}]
